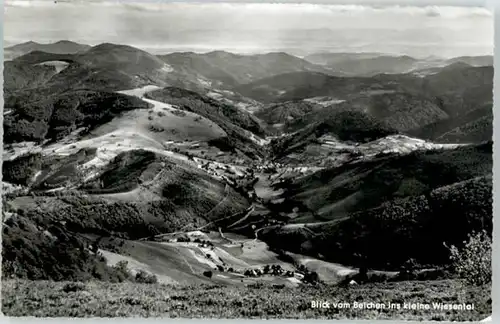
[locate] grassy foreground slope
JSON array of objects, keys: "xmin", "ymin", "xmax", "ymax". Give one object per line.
[{"xmin": 2, "ymin": 279, "xmax": 490, "ymax": 321}]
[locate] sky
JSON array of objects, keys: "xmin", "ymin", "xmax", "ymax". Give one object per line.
[{"xmin": 4, "ymin": 0, "xmax": 494, "ymax": 58}]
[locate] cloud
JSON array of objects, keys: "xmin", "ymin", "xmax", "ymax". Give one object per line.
[
  {"xmin": 4, "ymin": 1, "xmax": 493, "ymax": 16},
  {"xmin": 424, "ymin": 7, "xmax": 441, "ymax": 17},
  {"xmin": 5, "ymin": 0, "xmax": 35, "ymax": 7},
  {"xmin": 9, "ymin": 0, "xmax": 488, "ymax": 5}
]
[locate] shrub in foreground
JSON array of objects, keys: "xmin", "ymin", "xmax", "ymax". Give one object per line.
[
  {"xmin": 135, "ymin": 270, "xmax": 158, "ymax": 284},
  {"xmin": 448, "ymin": 230, "xmax": 491, "ymax": 286},
  {"xmin": 62, "ymin": 282, "xmax": 86, "ymax": 293}
]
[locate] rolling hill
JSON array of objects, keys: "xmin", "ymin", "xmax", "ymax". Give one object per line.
[
  {"xmin": 408, "ymin": 105, "xmax": 493, "ymax": 144},
  {"xmin": 235, "ymin": 62, "xmax": 492, "ymax": 105},
  {"xmin": 5, "ymin": 43, "xmax": 175, "ymax": 93},
  {"xmin": 262, "ymin": 174, "xmax": 491, "ymax": 270},
  {"xmin": 261, "ymin": 142, "xmax": 492, "ymax": 269},
  {"xmin": 281, "ymin": 142, "xmax": 492, "ymax": 217},
  {"xmin": 78, "ymin": 43, "xmax": 168, "ymax": 74},
  {"xmin": 4, "ymin": 61, "xmax": 60, "ymax": 95},
  {"xmin": 232, "ymin": 71, "xmax": 423, "ymax": 104},
  {"xmin": 3, "ymin": 90, "xmax": 152, "ymax": 144},
  {"xmin": 278, "ymin": 92, "xmax": 448, "ymax": 135},
  {"xmin": 254, "ymin": 100, "xmax": 322, "ymax": 132},
  {"xmin": 4, "ymin": 148, "xmax": 251, "ymax": 236},
  {"xmin": 268, "ymin": 109, "xmax": 399, "ymax": 160},
  {"xmin": 144, "ymin": 86, "xmax": 269, "ymax": 159}
]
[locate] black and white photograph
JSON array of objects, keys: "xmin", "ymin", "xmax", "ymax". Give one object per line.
[{"xmin": 1, "ymin": 0, "xmax": 494, "ymax": 321}]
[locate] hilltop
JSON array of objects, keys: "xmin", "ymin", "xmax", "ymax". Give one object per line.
[{"xmin": 6, "ymin": 43, "xmax": 175, "ymax": 93}]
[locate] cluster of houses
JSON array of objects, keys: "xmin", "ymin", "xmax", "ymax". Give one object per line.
[
  {"xmin": 256, "ymin": 162, "xmax": 281, "ymax": 174},
  {"xmin": 172, "ymin": 236, "xmax": 215, "ymax": 249},
  {"xmin": 211, "ymin": 262, "xmax": 320, "ymax": 284},
  {"xmin": 242, "ymin": 264, "xmax": 295, "ymax": 278}
]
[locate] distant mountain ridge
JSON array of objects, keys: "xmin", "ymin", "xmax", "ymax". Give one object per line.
[
  {"xmin": 7, "ymin": 43, "xmax": 329, "ymax": 94},
  {"xmin": 158, "ymin": 50, "xmax": 329, "ymax": 88},
  {"xmin": 305, "ymin": 53, "xmax": 418, "ymax": 77},
  {"xmin": 304, "ymin": 52, "xmax": 493, "ymax": 77},
  {"xmin": 247, "ymin": 62, "xmax": 492, "ymax": 144},
  {"xmin": 445, "ymin": 55, "xmax": 493, "ymax": 67},
  {"xmin": 6, "ymin": 43, "xmax": 176, "ymax": 93},
  {"xmin": 5, "ymin": 40, "xmax": 91, "ymax": 60},
  {"xmin": 6, "ymin": 42, "xmax": 493, "ymax": 147}
]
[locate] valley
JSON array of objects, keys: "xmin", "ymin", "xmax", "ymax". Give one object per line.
[{"xmin": 1, "ymin": 40, "xmax": 493, "ymax": 320}]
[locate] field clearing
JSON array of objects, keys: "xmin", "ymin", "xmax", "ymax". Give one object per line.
[
  {"xmin": 96, "ymin": 235, "xmax": 299, "ymax": 287},
  {"xmin": 303, "ymin": 96, "xmax": 346, "ymax": 106},
  {"xmin": 2, "ymin": 279, "xmax": 490, "ymax": 320},
  {"xmin": 98, "ymin": 249, "xmax": 178, "ymax": 285},
  {"xmin": 180, "ymin": 230, "xmax": 357, "ymax": 285},
  {"xmin": 96, "ymin": 187, "xmax": 164, "ymax": 203},
  {"xmin": 118, "ymin": 85, "xmax": 163, "ymax": 97},
  {"xmin": 319, "ymin": 134, "xmax": 466, "ymax": 158},
  {"xmin": 280, "ymin": 134, "xmax": 470, "ymax": 168},
  {"xmin": 88, "ymin": 97, "xmax": 226, "ymax": 144},
  {"xmin": 99, "ymin": 241, "xmax": 222, "ymax": 285},
  {"xmin": 35, "ymin": 60, "xmax": 70, "ymax": 73}
]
